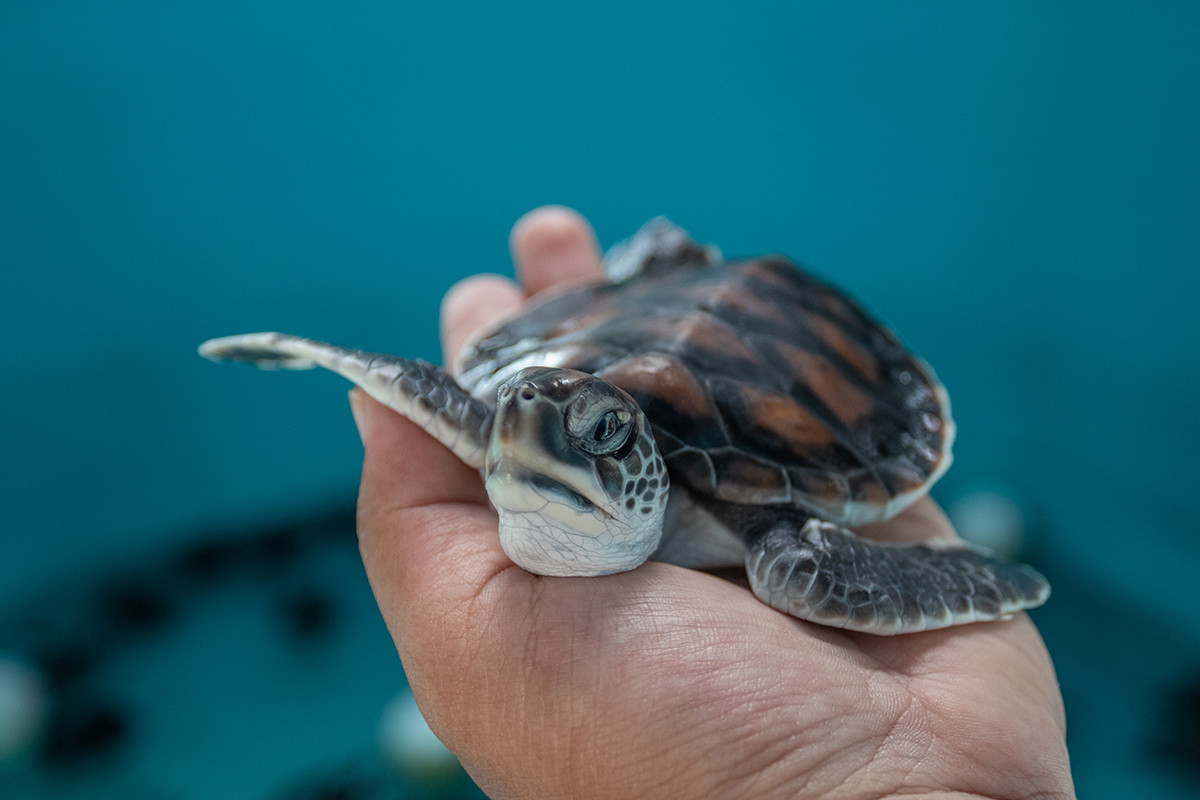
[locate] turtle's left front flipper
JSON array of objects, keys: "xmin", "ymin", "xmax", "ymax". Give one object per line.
[
  {"xmin": 742, "ymin": 513, "xmax": 1050, "ymax": 634},
  {"xmin": 200, "ymin": 332, "xmax": 492, "ymax": 469}
]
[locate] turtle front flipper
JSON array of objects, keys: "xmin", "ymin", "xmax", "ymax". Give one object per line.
[
  {"xmin": 743, "ymin": 514, "xmax": 1050, "ymax": 634},
  {"xmin": 200, "ymin": 333, "xmax": 493, "ymax": 469}
]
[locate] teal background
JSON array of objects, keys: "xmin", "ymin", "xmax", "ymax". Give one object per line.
[{"xmin": 2, "ymin": 2, "xmax": 1198, "ymax": 798}]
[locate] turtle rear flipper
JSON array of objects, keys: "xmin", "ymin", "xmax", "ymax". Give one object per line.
[
  {"xmin": 744, "ymin": 515, "xmax": 1050, "ymax": 635},
  {"xmin": 200, "ymin": 333, "xmax": 493, "ymax": 469},
  {"xmin": 601, "ymin": 217, "xmax": 720, "ymax": 281}
]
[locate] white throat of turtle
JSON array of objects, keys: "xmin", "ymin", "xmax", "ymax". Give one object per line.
[{"xmin": 482, "ymin": 369, "xmax": 669, "ymax": 577}]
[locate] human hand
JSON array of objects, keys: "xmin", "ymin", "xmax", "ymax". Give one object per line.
[{"xmin": 351, "ymin": 207, "xmax": 1076, "ymax": 800}]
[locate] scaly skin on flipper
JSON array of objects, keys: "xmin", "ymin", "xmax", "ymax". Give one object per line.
[
  {"xmin": 741, "ymin": 511, "xmax": 1050, "ymax": 634},
  {"xmin": 199, "ymin": 333, "xmax": 493, "ymax": 469}
]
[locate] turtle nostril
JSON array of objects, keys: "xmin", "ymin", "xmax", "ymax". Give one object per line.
[{"xmin": 518, "ymin": 384, "xmax": 537, "ymax": 402}]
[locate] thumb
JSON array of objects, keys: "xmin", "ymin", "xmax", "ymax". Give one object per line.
[{"xmin": 350, "ymin": 389, "xmax": 513, "ymax": 645}]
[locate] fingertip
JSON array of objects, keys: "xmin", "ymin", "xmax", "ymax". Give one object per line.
[
  {"xmin": 509, "ymin": 205, "xmax": 590, "ymax": 252},
  {"xmin": 440, "ymin": 274, "xmax": 524, "ymax": 366},
  {"xmin": 509, "ymin": 205, "xmax": 603, "ymax": 295}
]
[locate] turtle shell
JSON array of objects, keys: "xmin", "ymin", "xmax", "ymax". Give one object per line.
[{"xmin": 457, "ymin": 246, "xmax": 953, "ymax": 526}]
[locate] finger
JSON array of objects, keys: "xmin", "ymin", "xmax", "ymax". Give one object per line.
[
  {"xmin": 440, "ymin": 274, "xmax": 524, "ymax": 366},
  {"xmin": 855, "ymin": 497, "xmax": 961, "ymax": 545},
  {"xmin": 509, "ymin": 205, "xmax": 603, "ymax": 296}
]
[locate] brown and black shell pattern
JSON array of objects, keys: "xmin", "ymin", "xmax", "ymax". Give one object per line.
[{"xmin": 456, "ymin": 249, "xmax": 953, "ymax": 527}]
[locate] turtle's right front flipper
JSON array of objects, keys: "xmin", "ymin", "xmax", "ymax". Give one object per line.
[
  {"xmin": 742, "ymin": 512, "xmax": 1050, "ymax": 634},
  {"xmin": 200, "ymin": 332, "xmax": 492, "ymax": 469}
]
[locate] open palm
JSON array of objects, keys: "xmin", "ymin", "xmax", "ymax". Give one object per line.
[{"xmin": 352, "ymin": 207, "xmax": 1074, "ymax": 799}]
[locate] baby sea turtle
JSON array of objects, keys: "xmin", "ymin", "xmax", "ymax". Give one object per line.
[{"xmin": 200, "ymin": 219, "xmax": 1049, "ymax": 634}]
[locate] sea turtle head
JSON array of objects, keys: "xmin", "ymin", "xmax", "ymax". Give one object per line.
[{"xmin": 484, "ymin": 367, "xmax": 669, "ymax": 576}]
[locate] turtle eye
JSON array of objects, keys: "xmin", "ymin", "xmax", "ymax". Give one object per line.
[
  {"xmin": 592, "ymin": 412, "xmax": 619, "ymax": 443},
  {"xmin": 577, "ymin": 409, "xmax": 632, "ymax": 455}
]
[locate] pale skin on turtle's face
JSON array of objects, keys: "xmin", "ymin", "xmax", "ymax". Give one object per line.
[{"xmin": 352, "ymin": 206, "xmax": 1076, "ymax": 800}]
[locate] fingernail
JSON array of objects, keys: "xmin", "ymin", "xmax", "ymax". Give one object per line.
[{"xmin": 348, "ymin": 388, "xmax": 370, "ymax": 445}]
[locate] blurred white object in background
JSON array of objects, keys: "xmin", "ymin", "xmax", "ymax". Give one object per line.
[
  {"xmin": 947, "ymin": 488, "xmax": 1028, "ymax": 560},
  {"xmin": 378, "ymin": 688, "xmax": 460, "ymax": 781},
  {"xmin": 0, "ymin": 656, "xmax": 47, "ymax": 763}
]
